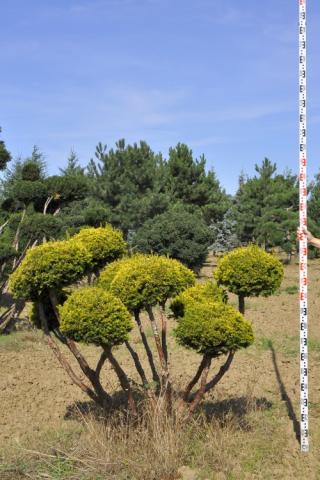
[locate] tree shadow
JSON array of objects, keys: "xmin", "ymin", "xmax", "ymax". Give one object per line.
[
  {"xmin": 64, "ymin": 389, "xmax": 145, "ymax": 422},
  {"xmin": 268, "ymin": 340, "xmax": 300, "ymax": 444},
  {"xmin": 202, "ymin": 396, "xmax": 273, "ymax": 430}
]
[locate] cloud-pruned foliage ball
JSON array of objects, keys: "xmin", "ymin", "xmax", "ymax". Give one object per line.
[
  {"xmin": 59, "ymin": 287, "xmax": 133, "ymax": 346},
  {"xmin": 99, "ymin": 254, "xmax": 195, "ymax": 312},
  {"xmin": 174, "ymin": 300, "xmax": 254, "ymax": 357},
  {"xmin": 214, "ymin": 245, "xmax": 284, "ymax": 298},
  {"xmin": 9, "ymin": 240, "xmax": 91, "ymax": 300},
  {"xmin": 170, "ymin": 281, "xmax": 227, "ymax": 319},
  {"xmin": 70, "ymin": 225, "xmax": 127, "ymax": 268},
  {"xmin": 97, "ymin": 257, "xmax": 123, "ymax": 289}
]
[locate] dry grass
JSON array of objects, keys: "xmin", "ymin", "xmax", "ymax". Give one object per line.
[{"xmin": 1, "ymin": 396, "xmax": 271, "ymax": 480}]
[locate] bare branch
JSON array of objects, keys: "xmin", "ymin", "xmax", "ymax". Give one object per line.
[
  {"xmin": 37, "ymin": 301, "xmax": 100, "ymax": 403},
  {"xmin": 0, "ymin": 220, "xmax": 9, "ymax": 235},
  {"xmin": 188, "ymin": 356, "xmax": 211, "ymax": 416},
  {"xmin": 160, "ymin": 303, "xmax": 168, "ymax": 364},
  {"xmin": 204, "ymin": 351, "xmax": 235, "ymax": 394},
  {"xmin": 104, "ymin": 346, "xmax": 137, "ymax": 415},
  {"xmin": 43, "ymin": 196, "xmax": 54, "ymax": 215},
  {"xmin": 182, "ymin": 355, "xmax": 208, "ymax": 402},
  {"xmin": 125, "ymin": 340, "xmax": 148, "ymax": 387},
  {"xmin": 134, "ymin": 311, "xmax": 160, "ymax": 385}
]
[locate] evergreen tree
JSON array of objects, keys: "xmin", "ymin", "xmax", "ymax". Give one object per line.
[
  {"xmin": 89, "ymin": 140, "xmax": 165, "ymax": 234},
  {"xmin": 210, "ymin": 209, "xmax": 240, "ymax": 253},
  {"xmin": 307, "ymin": 171, "xmax": 320, "ymax": 257},
  {"xmin": 234, "ymin": 158, "xmax": 276, "ymax": 244},
  {"xmin": 308, "ymin": 171, "xmax": 320, "ymax": 232},
  {"xmin": 0, "ymin": 127, "xmax": 12, "ymax": 171},
  {"xmin": 256, "ymin": 171, "xmax": 298, "ymax": 255},
  {"xmin": 132, "ymin": 204, "xmax": 212, "ymax": 271},
  {"xmin": 234, "ymin": 159, "xmax": 299, "ymax": 252},
  {"xmin": 60, "ymin": 149, "xmax": 84, "ymax": 176},
  {"xmin": 164, "ymin": 143, "xmax": 230, "ymax": 223}
]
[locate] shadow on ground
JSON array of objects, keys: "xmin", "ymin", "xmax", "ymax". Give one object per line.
[
  {"xmin": 203, "ymin": 396, "xmax": 273, "ymax": 429},
  {"xmin": 64, "ymin": 392, "xmax": 273, "ymax": 433},
  {"xmin": 268, "ymin": 340, "xmax": 300, "ymax": 444},
  {"xmin": 64, "ymin": 389, "xmax": 134, "ymax": 421}
]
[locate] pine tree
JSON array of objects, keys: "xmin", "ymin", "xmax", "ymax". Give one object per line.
[
  {"xmin": 89, "ymin": 140, "xmax": 164, "ymax": 234},
  {"xmin": 234, "ymin": 159, "xmax": 299, "ymax": 253},
  {"xmin": 164, "ymin": 143, "xmax": 230, "ymax": 223},
  {"xmin": 0, "ymin": 127, "xmax": 12, "ymax": 171},
  {"xmin": 60, "ymin": 149, "xmax": 84, "ymax": 176}
]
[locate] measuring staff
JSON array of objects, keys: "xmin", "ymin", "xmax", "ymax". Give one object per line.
[{"xmin": 298, "ymin": 0, "xmax": 308, "ymax": 453}]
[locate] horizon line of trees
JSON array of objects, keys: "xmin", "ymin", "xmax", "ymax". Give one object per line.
[{"xmin": 0, "ymin": 127, "xmax": 319, "ymax": 287}]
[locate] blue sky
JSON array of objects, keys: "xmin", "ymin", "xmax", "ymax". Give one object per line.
[{"xmin": 1, "ymin": 0, "xmax": 320, "ymax": 193}]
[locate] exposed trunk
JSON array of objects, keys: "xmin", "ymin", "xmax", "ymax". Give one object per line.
[
  {"xmin": 43, "ymin": 196, "xmax": 54, "ymax": 215},
  {"xmin": 134, "ymin": 311, "xmax": 160, "ymax": 385},
  {"xmin": 146, "ymin": 306, "xmax": 166, "ymax": 372},
  {"xmin": 46, "ymin": 295, "xmax": 112, "ymax": 408},
  {"xmin": 104, "ymin": 346, "xmax": 137, "ymax": 415},
  {"xmin": 238, "ymin": 294, "xmax": 245, "ymax": 315},
  {"xmin": 160, "ymin": 303, "xmax": 168, "ymax": 364},
  {"xmin": 188, "ymin": 351, "xmax": 235, "ymax": 402},
  {"xmin": 37, "ymin": 301, "xmax": 108, "ymax": 407},
  {"xmin": 12, "ymin": 209, "xmax": 26, "ymax": 270},
  {"xmin": 182, "ymin": 355, "xmax": 208, "ymax": 402},
  {"xmin": 203, "ymin": 350, "xmax": 235, "ymax": 394},
  {"xmin": 146, "ymin": 305, "xmax": 172, "ymax": 409},
  {"xmin": 125, "ymin": 340, "xmax": 148, "ymax": 387},
  {"xmin": 188, "ymin": 356, "xmax": 211, "ymax": 416}
]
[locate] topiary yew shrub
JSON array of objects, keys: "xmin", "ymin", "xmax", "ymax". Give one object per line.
[
  {"xmin": 70, "ymin": 225, "xmax": 127, "ymax": 270},
  {"xmin": 9, "ymin": 226, "xmax": 134, "ymax": 411},
  {"xmin": 99, "ymin": 253, "xmax": 196, "ymax": 396},
  {"xmin": 170, "ymin": 281, "xmax": 227, "ymax": 319},
  {"xmin": 174, "ymin": 301, "xmax": 253, "ymax": 357},
  {"xmin": 59, "ymin": 286, "xmax": 133, "ymax": 346},
  {"xmin": 214, "ymin": 244, "xmax": 284, "ymax": 313},
  {"xmin": 170, "ymin": 285, "xmax": 253, "ymax": 411},
  {"xmin": 9, "ymin": 233, "xmax": 258, "ymax": 418},
  {"xmin": 9, "ymin": 239, "xmax": 91, "ymax": 301},
  {"xmin": 99, "ymin": 254, "xmax": 195, "ymax": 312}
]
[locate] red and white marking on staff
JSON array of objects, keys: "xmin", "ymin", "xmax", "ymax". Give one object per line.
[{"xmin": 299, "ymin": 0, "xmax": 308, "ymax": 453}]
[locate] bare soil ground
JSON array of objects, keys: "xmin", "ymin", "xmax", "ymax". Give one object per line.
[{"xmin": 1, "ymin": 256, "xmax": 320, "ymax": 479}]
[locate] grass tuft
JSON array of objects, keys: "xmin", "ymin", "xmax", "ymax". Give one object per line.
[{"xmin": 283, "ymin": 285, "xmax": 299, "ymax": 295}]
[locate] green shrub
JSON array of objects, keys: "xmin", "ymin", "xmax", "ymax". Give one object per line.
[
  {"xmin": 9, "ymin": 179, "xmax": 48, "ymax": 204},
  {"xmin": 132, "ymin": 205, "xmax": 212, "ymax": 271},
  {"xmin": 70, "ymin": 225, "xmax": 127, "ymax": 269},
  {"xmin": 20, "ymin": 213, "xmax": 64, "ymax": 242},
  {"xmin": 174, "ymin": 300, "xmax": 254, "ymax": 357},
  {"xmin": 214, "ymin": 245, "xmax": 283, "ymax": 298},
  {"xmin": 9, "ymin": 240, "xmax": 91, "ymax": 300},
  {"xmin": 59, "ymin": 287, "xmax": 133, "ymax": 346},
  {"xmin": 99, "ymin": 254, "xmax": 195, "ymax": 312},
  {"xmin": 98, "ymin": 257, "xmax": 124, "ymax": 289},
  {"xmin": 170, "ymin": 281, "xmax": 227, "ymax": 318}
]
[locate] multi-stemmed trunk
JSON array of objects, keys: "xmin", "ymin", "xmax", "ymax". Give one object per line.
[
  {"xmin": 180, "ymin": 350, "xmax": 235, "ymax": 415},
  {"xmin": 133, "ymin": 310, "xmax": 160, "ymax": 385},
  {"xmin": 38, "ymin": 292, "xmax": 138, "ymax": 413},
  {"xmin": 146, "ymin": 305, "xmax": 172, "ymax": 411},
  {"xmin": 38, "ymin": 301, "xmax": 111, "ymax": 409}
]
